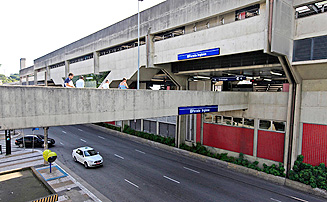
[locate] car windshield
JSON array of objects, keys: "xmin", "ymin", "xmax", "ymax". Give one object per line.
[
  {"xmin": 37, "ymin": 135, "xmax": 44, "ymax": 139},
  {"xmin": 84, "ymin": 150, "xmax": 97, "ymax": 157}
]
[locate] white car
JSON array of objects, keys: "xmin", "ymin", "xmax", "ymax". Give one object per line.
[{"xmin": 72, "ymin": 146, "xmax": 103, "ymax": 168}]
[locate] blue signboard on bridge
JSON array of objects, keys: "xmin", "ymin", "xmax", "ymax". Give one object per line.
[
  {"xmin": 178, "ymin": 105, "xmax": 218, "ymax": 115},
  {"xmin": 178, "ymin": 48, "xmax": 220, "ymax": 61}
]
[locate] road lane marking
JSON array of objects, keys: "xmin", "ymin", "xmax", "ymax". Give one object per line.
[
  {"xmin": 163, "ymin": 176, "xmax": 180, "ymax": 184},
  {"xmin": 80, "ymin": 139, "xmax": 87, "ymax": 143},
  {"xmin": 270, "ymin": 198, "xmax": 282, "ymax": 202},
  {"xmin": 60, "ymin": 142, "xmax": 64, "ymax": 145},
  {"xmin": 78, "ymin": 129, "xmax": 83, "ymax": 132},
  {"xmin": 62, "ymin": 131, "xmax": 67, "ymax": 134},
  {"xmin": 114, "ymin": 154, "xmax": 124, "ymax": 159},
  {"xmin": 290, "ymin": 196, "xmax": 308, "ymax": 202},
  {"xmin": 135, "ymin": 149, "xmax": 145, "ymax": 154},
  {"xmin": 98, "ymin": 136, "xmax": 105, "ymax": 140},
  {"xmin": 183, "ymin": 166, "xmax": 200, "ymax": 174},
  {"xmin": 124, "ymin": 179, "xmax": 139, "ymax": 188}
]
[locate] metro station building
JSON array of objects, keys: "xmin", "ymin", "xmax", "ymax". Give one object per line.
[{"xmin": 20, "ymin": 0, "xmax": 327, "ymax": 169}]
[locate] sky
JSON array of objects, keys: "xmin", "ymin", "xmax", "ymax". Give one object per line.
[{"xmin": 0, "ymin": 0, "xmax": 166, "ymax": 76}]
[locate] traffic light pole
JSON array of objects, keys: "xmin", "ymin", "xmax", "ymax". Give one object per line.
[
  {"xmin": 44, "ymin": 127, "xmax": 49, "ymax": 165},
  {"xmin": 5, "ymin": 130, "xmax": 11, "ymax": 155}
]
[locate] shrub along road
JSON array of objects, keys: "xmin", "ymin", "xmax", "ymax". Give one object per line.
[{"xmin": 23, "ymin": 125, "xmax": 325, "ymax": 202}]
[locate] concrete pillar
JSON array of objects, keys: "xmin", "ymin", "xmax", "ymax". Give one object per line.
[
  {"xmin": 200, "ymin": 114, "xmax": 204, "ymax": 145},
  {"xmin": 44, "ymin": 127, "xmax": 49, "ymax": 164},
  {"xmin": 93, "ymin": 51, "xmax": 100, "ymax": 75},
  {"xmin": 26, "ymin": 76, "xmax": 29, "ymax": 86},
  {"xmin": 121, "ymin": 120, "xmax": 130, "ymax": 132},
  {"xmin": 156, "ymin": 121, "xmax": 159, "ymax": 135},
  {"xmin": 290, "ymin": 83, "xmax": 302, "ymax": 168},
  {"xmin": 141, "ymin": 119, "xmax": 144, "ymax": 131},
  {"xmin": 176, "ymin": 115, "xmax": 187, "ymax": 148},
  {"xmin": 34, "ymin": 70, "xmax": 38, "ymax": 86},
  {"xmin": 65, "ymin": 61, "xmax": 70, "ymax": 77},
  {"xmin": 253, "ymin": 118, "xmax": 259, "ymax": 157},
  {"xmin": 146, "ymin": 34, "xmax": 154, "ymax": 68},
  {"xmin": 45, "ymin": 66, "xmax": 50, "ymax": 86},
  {"xmin": 20, "ymin": 58, "xmax": 26, "ymax": 70}
]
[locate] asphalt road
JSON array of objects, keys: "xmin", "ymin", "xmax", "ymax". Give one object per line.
[{"xmin": 21, "ymin": 125, "xmax": 325, "ymax": 202}]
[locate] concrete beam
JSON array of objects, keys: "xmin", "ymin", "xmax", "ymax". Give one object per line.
[{"xmin": 0, "ymin": 86, "xmax": 248, "ymax": 130}]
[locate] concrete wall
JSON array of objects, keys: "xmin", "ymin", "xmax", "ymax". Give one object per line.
[
  {"xmin": 301, "ymin": 91, "xmax": 327, "ymax": 125},
  {"xmin": 33, "ymin": 0, "xmax": 264, "ymax": 70},
  {"xmin": 214, "ymin": 92, "xmax": 289, "ymax": 121},
  {"xmin": 154, "ymin": 14, "xmax": 266, "ymax": 65},
  {"xmin": 294, "ymin": 13, "xmax": 327, "ymax": 40},
  {"xmin": 0, "ymin": 86, "xmax": 249, "ymax": 130}
]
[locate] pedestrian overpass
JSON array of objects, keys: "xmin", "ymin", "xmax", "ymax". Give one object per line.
[{"xmin": 0, "ymin": 86, "xmax": 248, "ymax": 130}]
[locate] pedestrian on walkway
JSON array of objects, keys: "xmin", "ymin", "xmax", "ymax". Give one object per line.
[
  {"xmin": 76, "ymin": 76, "xmax": 85, "ymax": 88},
  {"xmin": 118, "ymin": 78, "xmax": 129, "ymax": 89},
  {"xmin": 64, "ymin": 73, "xmax": 75, "ymax": 88},
  {"xmin": 102, "ymin": 80, "xmax": 110, "ymax": 89}
]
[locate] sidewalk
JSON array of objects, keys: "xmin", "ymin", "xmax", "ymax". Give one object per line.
[{"xmin": 0, "ymin": 149, "xmax": 110, "ymax": 202}]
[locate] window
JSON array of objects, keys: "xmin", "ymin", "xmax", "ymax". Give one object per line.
[
  {"xmin": 204, "ymin": 114, "xmax": 213, "ymax": 123},
  {"xmin": 259, "ymin": 120, "xmax": 271, "ymax": 130},
  {"xmin": 235, "ymin": 4, "xmax": 260, "ymax": 21},
  {"xmin": 215, "ymin": 115, "xmax": 222, "ymax": 124},
  {"xmin": 244, "ymin": 118, "xmax": 254, "ymax": 128},
  {"xmin": 233, "ymin": 118, "xmax": 243, "ymax": 127},
  {"xmin": 222, "ymin": 116, "xmax": 232, "ymax": 125},
  {"xmin": 272, "ymin": 121, "xmax": 286, "ymax": 132}
]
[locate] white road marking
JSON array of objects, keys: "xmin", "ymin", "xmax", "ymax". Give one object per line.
[
  {"xmin": 163, "ymin": 176, "xmax": 180, "ymax": 184},
  {"xmin": 98, "ymin": 136, "xmax": 105, "ymax": 140},
  {"xmin": 270, "ymin": 198, "xmax": 282, "ymax": 202},
  {"xmin": 60, "ymin": 142, "xmax": 64, "ymax": 145},
  {"xmin": 290, "ymin": 196, "xmax": 308, "ymax": 202},
  {"xmin": 135, "ymin": 149, "xmax": 145, "ymax": 154},
  {"xmin": 114, "ymin": 154, "xmax": 124, "ymax": 159},
  {"xmin": 183, "ymin": 166, "xmax": 200, "ymax": 174},
  {"xmin": 78, "ymin": 129, "xmax": 83, "ymax": 132},
  {"xmin": 80, "ymin": 139, "xmax": 87, "ymax": 143},
  {"xmin": 124, "ymin": 179, "xmax": 139, "ymax": 188},
  {"xmin": 62, "ymin": 131, "xmax": 67, "ymax": 134}
]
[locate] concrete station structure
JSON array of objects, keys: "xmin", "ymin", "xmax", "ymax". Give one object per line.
[{"xmin": 13, "ymin": 0, "xmax": 327, "ymax": 172}]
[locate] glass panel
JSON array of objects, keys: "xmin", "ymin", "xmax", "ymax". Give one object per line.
[
  {"xmin": 233, "ymin": 118, "xmax": 243, "ymax": 127},
  {"xmin": 204, "ymin": 113, "xmax": 213, "ymax": 123},
  {"xmin": 215, "ymin": 115, "xmax": 222, "ymax": 124},
  {"xmin": 272, "ymin": 121, "xmax": 286, "ymax": 132},
  {"xmin": 244, "ymin": 119, "xmax": 254, "ymax": 128},
  {"xmin": 222, "ymin": 116, "xmax": 232, "ymax": 125},
  {"xmin": 259, "ymin": 120, "xmax": 271, "ymax": 130}
]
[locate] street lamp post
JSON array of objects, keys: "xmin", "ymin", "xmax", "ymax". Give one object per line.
[{"xmin": 137, "ymin": 0, "xmax": 143, "ymax": 89}]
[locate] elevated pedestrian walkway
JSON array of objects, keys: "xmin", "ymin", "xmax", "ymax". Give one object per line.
[{"xmin": 0, "ymin": 86, "xmax": 248, "ymax": 130}]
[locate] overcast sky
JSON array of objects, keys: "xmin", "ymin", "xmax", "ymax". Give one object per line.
[{"xmin": 0, "ymin": 0, "xmax": 166, "ymax": 76}]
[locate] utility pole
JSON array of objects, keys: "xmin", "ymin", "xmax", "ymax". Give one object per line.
[{"xmin": 137, "ymin": 0, "xmax": 144, "ymax": 89}]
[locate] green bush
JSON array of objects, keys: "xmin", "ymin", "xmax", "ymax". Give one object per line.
[
  {"xmin": 289, "ymin": 155, "xmax": 327, "ymax": 190},
  {"xmin": 122, "ymin": 125, "xmax": 175, "ymax": 147},
  {"xmin": 95, "ymin": 122, "xmax": 121, "ymax": 132}
]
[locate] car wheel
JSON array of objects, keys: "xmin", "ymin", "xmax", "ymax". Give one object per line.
[
  {"xmin": 84, "ymin": 162, "xmax": 89, "ymax": 168},
  {"xmin": 73, "ymin": 156, "xmax": 77, "ymax": 162},
  {"xmin": 19, "ymin": 143, "xmax": 23, "ymax": 148}
]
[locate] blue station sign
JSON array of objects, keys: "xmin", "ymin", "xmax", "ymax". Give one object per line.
[
  {"xmin": 178, "ymin": 105, "xmax": 218, "ymax": 115},
  {"xmin": 178, "ymin": 48, "xmax": 220, "ymax": 61}
]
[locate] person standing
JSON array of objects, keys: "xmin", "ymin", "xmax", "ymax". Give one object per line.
[
  {"xmin": 76, "ymin": 76, "xmax": 85, "ymax": 88},
  {"xmin": 102, "ymin": 80, "xmax": 110, "ymax": 89},
  {"xmin": 118, "ymin": 78, "xmax": 129, "ymax": 89},
  {"xmin": 64, "ymin": 73, "xmax": 75, "ymax": 88}
]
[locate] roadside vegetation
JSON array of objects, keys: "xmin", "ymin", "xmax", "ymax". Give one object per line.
[
  {"xmin": 97, "ymin": 123, "xmax": 327, "ymax": 191},
  {"xmin": 289, "ymin": 155, "xmax": 327, "ymax": 191},
  {"xmin": 0, "ymin": 73, "xmax": 19, "ymax": 84}
]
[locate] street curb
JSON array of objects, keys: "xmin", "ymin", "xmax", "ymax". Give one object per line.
[
  {"xmin": 55, "ymin": 160, "xmax": 112, "ymax": 202},
  {"xmin": 88, "ymin": 124, "xmax": 327, "ymax": 200}
]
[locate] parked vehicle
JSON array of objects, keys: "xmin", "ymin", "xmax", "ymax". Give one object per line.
[
  {"xmin": 15, "ymin": 135, "xmax": 55, "ymax": 148},
  {"xmin": 72, "ymin": 146, "xmax": 103, "ymax": 168}
]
